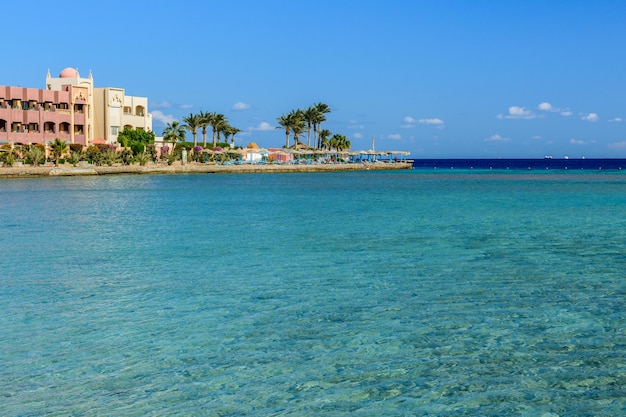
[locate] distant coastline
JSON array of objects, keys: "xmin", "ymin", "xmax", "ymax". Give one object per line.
[
  {"xmin": 411, "ymin": 158, "xmax": 626, "ymax": 171},
  {"xmin": 0, "ymin": 161, "xmax": 412, "ymax": 178}
]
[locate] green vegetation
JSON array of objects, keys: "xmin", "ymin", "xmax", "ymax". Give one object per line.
[
  {"xmin": 117, "ymin": 128, "xmax": 156, "ymax": 155},
  {"xmin": 26, "ymin": 145, "xmax": 46, "ymax": 166},
  {"xmin": 135, "ymin": 151, "xmax": 151, "ymax": 166},
  {"xmin": 0, "ymin": 145, "xmax": 15, "ymax": 166},
  {"xmin": 176, "ymin": 103, "xmax": 336, "ymax": 154},
  {"xmin": 67, "ymin": 151, "xmax": 82, "ymax": 167},
  {"xmin": 162, "ymin": 121, "xmax": 186, "ymax": 151},
  {"xmin": 50, "ymin": 138, "xmax": 68, "ymax": 166},
  {"xmin": 276, "ymin": 102, "xmax": 334, "ymax": 150},
  {"xmin": 182, "ymin": 113, "xmax": 202, "ymax": 148}
]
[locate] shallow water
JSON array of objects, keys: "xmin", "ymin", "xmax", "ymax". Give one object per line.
[{"xmin": 1, "ymin": 171, "xmax": 625, "ymax": 416}]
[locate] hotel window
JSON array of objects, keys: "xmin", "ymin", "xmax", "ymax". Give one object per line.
[
  {"xmin": 59, "ymin": 103, "xmax": 69, "ymax": 110},
  {"xmin": 111, "ymin": 126, "xmax": 119, "ymax": 135},
  {"xmin": 0, "ymin": 120, "xmax": 6, "ymax": 132},
  {"xmin": 123, "ymin": 106, "xmax": 132, "ymax": 115},
  {"xmin": 74, "ymin": 103, "xmax": 84, "ymax": 113},
  {"xmin": 135, "ymin": 106, "xmax": 145, "ymax": 116},
  {"xmin": 0, "ymin": 99, "xmax": 5, "ymax": 108},
  {"xmin": 28, "ymin": 123, "xmax": 38, "ymax": 133},
  {"xmin": 12, "ymin": 100, "xmax": 22, "ymax": 109},
  {"xmin": 11, "ymin": 122, "xmax": 22, "ymax": 132},
  {"xmin": 44, "ymin": 102, "xmax": 54, "ymax": 111},
  {"xmin": 44, "ymin": 122, "xmax": 55, "ymax": 133},
  {"xmin": 29, "ymin": 101, "xmax": 38, "ymax": 110},
  {"xmin": 74, "ymin": 125, "xmax": 84, "ymax": 135},
  {"xmin": 60, "ymin": 123, "xmax": 70, "ymax": 134}
]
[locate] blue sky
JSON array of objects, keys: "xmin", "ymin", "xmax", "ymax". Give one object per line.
[{"xmin": 3, "ymin": 0, "xmax": 626, "ymax": 158}]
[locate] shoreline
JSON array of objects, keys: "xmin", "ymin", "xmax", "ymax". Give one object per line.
[{"xmin": 0, "ymin": 161, "xmax": 412, "ymax": 178}]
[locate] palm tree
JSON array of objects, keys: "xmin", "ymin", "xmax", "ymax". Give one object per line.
[
  {"xmin": 226, "ymin": 126, "xmax": 241, "ymax": 147},
  {"xmin": 330, "ymin": 134, "xmax": 350, "ymax": 151},
  {"xmin": 319, "ymin": 129, "xmax": 332, "ymax": 151},
  {"xmin": 277, "ymin": 114, "xmax": 292, "ymax": 148},
  {"xmin": 49, "ymin": 138, "xmax": 67, "ymax": 166},
  {"xmin": 198, "ymin": 111, "xmax": 212, "ymax": 147},
  {"xmin": 162, "ymin": 121, "xmax": 186, "ymax": 153},
  {"xmin": 217, "ymin": 120, "xmax": 231, "ymax": 144},
  {"xmin": 182, "ymin": 113, "xmax": 202, "ymax": 148},
  {"xmin": 210, "ymin": 113, "xmax": 227, "ymax": 148},
  {"xmin": 27, "ymin": 145, "xmax": 45, "ymax": 166},
  {"xmin": 315, "ymin": 102, "xmax": 331, "ymax": 149},
  {"xmin": 310, "ymin": 108, "xmax": 324, "ymax": 149},
  {"xmin": 289, "ymin": 109, "xmax": 306, "ymax": 149},
  {"xmin": 303, "ymin": 106, "xmax": 318, "ymax": 148}
]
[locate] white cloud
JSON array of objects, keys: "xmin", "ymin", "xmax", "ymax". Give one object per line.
[
  {"xmin": 538, "ymin": 102, "xmax": 553, "ymax": 111},
  {"xmin": 497, "ymin": 106, "xmax": 536, "ymax": 119},
  {"xmin": 570, "ymin": 138, "xmax": 585, "ymax": 145},
  {"xmin": 609, "ymin": 141, "xmax": 626, "ymax": 149},
  {"xmin": 348, "ymin": 120, "xmax": 364, "ymax": 130},
  {"xmin": 388, "ymin": 134, "xmax": 402, "ymax": 140},
  {"xmin": 233, "ymin": 102, "xmax": 251, "ymax": 111},
  {"xmin": 151, "ymin": 101, "xmax": 172, "ymax": 109},
  {"xmin": 353, "ymin": 132, "xmax": 363, "ymax": 139},
  {"xmin": 151, "ymin": 110, "xmax": 176, "ymax": 125},
  {"xmin": 581, "ymin": 113, "xmax": 599, "ymax": 122},
  {"xmin": 485, "ymin": 134, "xmax": 510, "ymax": 142},
  {"xmin": 538, "ymin": 102, "xmax": 571, "ymax": 116},
  {"xmin": 419, "ymin": 118, "xmax": 445, "ymax": 126},
  {"xmin": 532, "ymin": 135, "xmax": 543, "ymax": 140},
  {"xmin": 608, "ymin": 117, "xmax": 623, "ymax": 123},
  {"xmin": 249, "ymin": 121, "xmax": 274, "ymax": 131},
  {"xmin": 401, "ymin": 116, "xmax": 416, "ymax": 128}
]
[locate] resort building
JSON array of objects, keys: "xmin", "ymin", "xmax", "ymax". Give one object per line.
[{"xmin": 0, "ymin": 67, "xmax": 151, "ymax": 147}]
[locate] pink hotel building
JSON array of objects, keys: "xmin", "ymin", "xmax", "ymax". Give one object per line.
[{"xmin": 0, "ymin": 67, "xmax": 152, "ymax": 147}]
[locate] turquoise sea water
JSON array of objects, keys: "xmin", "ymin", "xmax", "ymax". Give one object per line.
[{"xmin": 1, "ymin": 170, "xmax": 625, "ymax": 416}]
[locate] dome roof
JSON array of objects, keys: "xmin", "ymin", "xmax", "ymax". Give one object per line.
[{"xmin": 59, "ymin": 67, "xmax": 78, "ymax": 78}]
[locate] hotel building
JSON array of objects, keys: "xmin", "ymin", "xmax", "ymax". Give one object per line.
[{"xmin": 0, "ymin": 67, "xmax": 151, "ymax": 147}]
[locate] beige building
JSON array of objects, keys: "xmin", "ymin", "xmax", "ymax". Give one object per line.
[{"xmin": 45, "ymin": 67, "xmax": 152, "ymax": 146}]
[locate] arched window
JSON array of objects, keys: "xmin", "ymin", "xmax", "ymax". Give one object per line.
[
  {"xmin": 44, "ymin": 122, "xmax": 55, "ymax": 133},
  {"xmin": 135, "ymin": 105, "xmax": 145, "ymax": 117}
]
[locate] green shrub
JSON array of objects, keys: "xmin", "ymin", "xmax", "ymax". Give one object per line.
[{"xmin": 69, "ymin": 143, "xmax": 83, "ymax": 153}]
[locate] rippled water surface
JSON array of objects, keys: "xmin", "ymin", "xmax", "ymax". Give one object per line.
[{"xmin": 1, "ymin": 171, "xmax": 625, "ymax": 416}]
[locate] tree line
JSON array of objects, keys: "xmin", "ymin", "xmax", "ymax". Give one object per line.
[{"xmin": 162, "ymin": 101, "xmax": 350, "ymax": 152}]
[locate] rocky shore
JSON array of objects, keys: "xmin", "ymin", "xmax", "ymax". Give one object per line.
[{"xmin": 0, "ymin": 161, "xmax": 412, "ymax": 178}]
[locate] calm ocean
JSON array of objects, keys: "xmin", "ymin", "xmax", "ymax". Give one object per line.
[{"xmin": 1, "ymin": 167, "xmax": 625, "ymax": 416}]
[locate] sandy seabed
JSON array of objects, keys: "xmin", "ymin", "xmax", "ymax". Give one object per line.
[{"xmin": 0, "ymin": 161, "xmax": 412, "ymax": 178}]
